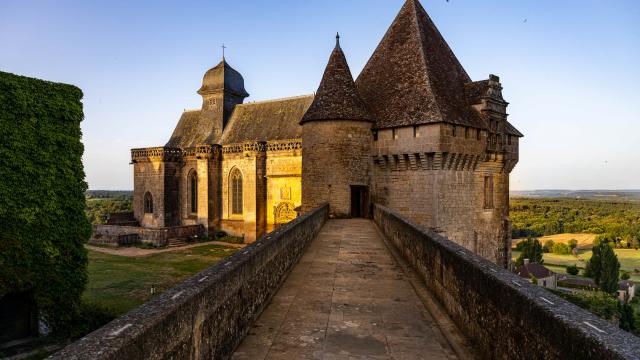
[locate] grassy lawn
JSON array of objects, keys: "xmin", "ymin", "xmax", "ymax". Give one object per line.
[
  {"xmin": 83, "ymin": 244, "xmax": 238, "ymax": 315},
  {"xmin": 512, "ymin": 248, "xmax": 640, "ymax": 282}
]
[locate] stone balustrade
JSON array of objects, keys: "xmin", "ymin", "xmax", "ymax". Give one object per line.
[{"xmin": 130, "ymin": 147, "xmax": 182, "ymax": 162}]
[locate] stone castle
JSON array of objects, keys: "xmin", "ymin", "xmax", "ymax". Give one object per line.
[{"xmin": 125, "ymin": 0, "xmax": 521, "ymax": 266}]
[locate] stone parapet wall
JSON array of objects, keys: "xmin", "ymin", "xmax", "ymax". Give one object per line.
[
  {"xmin": 91, "ymin": 224, "xmax": 204, "ymax": 247},
  {"xmin": 53, "ymin": 204, "xmax": 329, "ymax": 360},
  {"xmin": 373, "ymin": 204, "xmax": 640, "ymax": 360}
]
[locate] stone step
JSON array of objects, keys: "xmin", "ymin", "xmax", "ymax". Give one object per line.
[{"xmin": 167, "ymin": 238, "xmax": 188, "ymax": 248}]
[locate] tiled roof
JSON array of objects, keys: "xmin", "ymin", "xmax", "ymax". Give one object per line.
[
  {"xmin": 355, "ymin": 0, "xmax": 485, "ymax": 130},
  {"xmin": 504, "ymin": 120, "xmax": 524, "ymax": 137},
  {"xmin": 221, "ymin": 95, "xmax": 314, "ymax": 144},
  {"xmin": 300, "ymin": 36, "xmax": 371, "ymax": 123},
  {"xmin": 165, "ymin": 109, "xmax": 204, "ymax": 148},
  {"xmin": 516, "ymin": 263, "xmax": 555, "ymax": 279}
]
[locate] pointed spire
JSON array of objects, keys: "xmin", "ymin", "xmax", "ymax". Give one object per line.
[
  {"xmin": 355, "ymin": 0, "xmax": 485, "ymax": 129},
  {"xmin": 301, "ymin": 35, "xmax": 371, "ymax": 123}
]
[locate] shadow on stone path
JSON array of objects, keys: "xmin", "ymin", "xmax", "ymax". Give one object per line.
[{"xmin": 233, "ymin": 219, "xmax": 465, "ymax": 360}]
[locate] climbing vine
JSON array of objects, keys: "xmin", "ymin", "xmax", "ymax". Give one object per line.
[{"xmin": 0, "ymin": 71, "xmax": 91, "ymax": 334}]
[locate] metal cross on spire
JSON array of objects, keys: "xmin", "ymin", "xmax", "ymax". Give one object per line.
[
  {"xmin": 221, "ymin": 43, "xmax": 227, "ymax": 60},
  {"xmin": 335, "ymin": 32, "xmax": 341, "ymax": 50}
]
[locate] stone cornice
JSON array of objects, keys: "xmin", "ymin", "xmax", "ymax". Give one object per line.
[
  {"xmin": 131, "ymin": 147, "xmax": 182, "ymax": 163},
  {"xmin": 222, "ymin": 139, "xmax": 302, "ymax": 155}
]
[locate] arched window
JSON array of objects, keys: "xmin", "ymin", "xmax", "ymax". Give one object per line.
[
  {"xmin": 230, "ymin": 168, "xmax": 243, "ymax": 215},
  {"xmin": 144, "ymin": 192, "xmax": 153, "ymax": 214},
  {"xmin": 189, "ymin": 171, "xmax": 198, "ymax": 214}
]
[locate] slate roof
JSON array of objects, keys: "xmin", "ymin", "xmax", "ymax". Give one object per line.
[
  {"xmin": 220, "ymin": 95, "xmax": 314, "ymax": 144},
  {"xmin": 516, "ymin": 263, "xmax": 555, "ymax": 279},
  {"xmin": 504, "ymin": 120, "xmax": 524, "ymax": 137},
  {"xmin": 198, "ymin": 59, "xmax": 249, "ymax": 97},
  {"xmin": 619, "ymin": 280, "xmax": 634, "ymax": 292},
  {"xmin": 300, "ymin": 36, "xmax": 371, "ymax": 123},
  {"xmin": 165, "ymin": 109, "xmax": 204, "ymax": 148},
  {"xmin": 355, "ymin": 0, "xmax": 485, "ymax": 130}
]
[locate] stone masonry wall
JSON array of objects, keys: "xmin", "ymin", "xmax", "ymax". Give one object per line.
[
  {"xmin": 91, "ymin": 224, "xmax": 204, "ymax": 247},
  {"xmin": 220, "ymin": 148, "xmax": 260, "ymax": 241},
  {"xmin": 371, "ymin": 124, "xmax": 511, "ymax": 266},
  {"xmin": 373, "ymin": 204, "xmax": 640, "ymax": 360},
  {"xmin": 302, "ymin": 120, "xmax": 372, "ymax": 217},
  {"xmin": 51, "ymin": 204, "xmax": 329, "ymax": 360},
  {"xmin": 133, "ymin": 160, "xmax": 167, "ymax": 228}
]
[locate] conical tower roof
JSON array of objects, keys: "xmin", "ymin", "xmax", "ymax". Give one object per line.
[
  {"xmin": 355, "ymin": 0, "xmax": 485, "ymax": 129},
  {"xmin": 301, "ymin": 34, "xmax": 371, "ymax": 124}
]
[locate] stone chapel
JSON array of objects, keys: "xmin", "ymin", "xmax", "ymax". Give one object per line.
[{"xmin": 124, "ymin": 0, "xmax": 522, "ymax": 266}]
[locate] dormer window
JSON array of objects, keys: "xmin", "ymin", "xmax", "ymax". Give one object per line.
[{"xmin": 392, "ymin": 128, "xmax": 398, "ymax": 140}]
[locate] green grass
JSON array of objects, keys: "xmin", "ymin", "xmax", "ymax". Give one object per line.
[{"xmin": 83, "ymin": 245, "xmax": 238, "ymax": 315}]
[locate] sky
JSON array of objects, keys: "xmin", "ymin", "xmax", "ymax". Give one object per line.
[{"xmin": 1, "ymin": 0, "xmax": 639, "ymax": 190}]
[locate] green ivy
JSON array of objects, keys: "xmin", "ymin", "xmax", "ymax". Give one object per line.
[{"xmin": 0, "ymin": 71, "xmax": 91, "ymax": 334}]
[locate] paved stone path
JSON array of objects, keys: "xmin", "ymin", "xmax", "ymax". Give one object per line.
[{"xmin": 233, "ymin": 219, "xmax": 461, "ymax": 360}]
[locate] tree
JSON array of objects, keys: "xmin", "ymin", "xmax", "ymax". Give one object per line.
[
  {"xmin": 515, "ymin": 240, "xmax": 527, "ymax": 252},
  {"xmin": 543, "ymin": 240, "xmax": 555, "ymax": 253},
  {"xmin": 515, "ymin": 238, "xmax": 544, "ymax": 266},
  {"xmin": 619, "ymin": 303, "xmax": 636, "ymax": 333},
  {"xmin": 568, "ymin": 239, "xmax": 578, "ymax": 250},
  {"xmin": 585, "ymin": 242, "xmax": 621, "ymax": 294},
  {"xmin": 552, "ymin": 242, "xmax": 571, "ymax": 255},
  {"xmin": 621, "ymin": 271, "xmax": 631, "ymax": 280},
  {"xmin": 566, "ymin": 264, "xmax": 579, "ymax": 276}
]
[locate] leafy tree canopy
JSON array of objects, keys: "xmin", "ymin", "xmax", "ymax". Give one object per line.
[
  {"xmin": 515, "ymin": 238, "xmax": 544, "ymax": 267},
  {"xmin": 585, "ymin": 242, "xmax": 621, "ymax": 294}
]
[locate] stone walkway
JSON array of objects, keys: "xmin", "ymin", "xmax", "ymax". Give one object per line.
[{"xmin": 233, "ymin": 219, "xmax": 463, "ymax": 360}]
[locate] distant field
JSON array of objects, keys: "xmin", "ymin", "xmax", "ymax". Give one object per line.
[
  {"xmin": 512, "ymin": 248, "xmax": 640, "ymax": 282},
  {"xmin": 84, "ymin": 244, "xmax": 238, "ymax": 315},
  {"xmin": 513, "ymin": 233, "xmax": 596, "ymax": 249}
]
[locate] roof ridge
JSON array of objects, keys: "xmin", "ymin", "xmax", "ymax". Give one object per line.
[
  {"xmin": 237, "ymin": 94, "xmax": 314, "ymax": 106},
  {"xmin": 407, "ymin": 0, "xmax": 444, "ymax": 121},
  {"xmin": 355, "ymin": 0, "xmax": 485, "ymax": 129}
]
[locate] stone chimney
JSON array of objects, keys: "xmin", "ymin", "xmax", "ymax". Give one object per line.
[{"xmin": 524, "ymin": 259, "xmax": 530, "ymax": 265}]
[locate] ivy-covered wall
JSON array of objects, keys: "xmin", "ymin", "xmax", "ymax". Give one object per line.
[{"xmin": 0, "ymin": 71, "xmax": 91, "ymax": 334}]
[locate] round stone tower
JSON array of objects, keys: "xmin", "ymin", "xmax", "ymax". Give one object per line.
[{"xmin": 300, "ymin": 34, "xmax": 373, "ymax": 218}]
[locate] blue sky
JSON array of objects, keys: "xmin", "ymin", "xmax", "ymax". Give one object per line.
[{"xmin": 1, "ymin": 0, "xmax": 639, "ymax": 190}]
